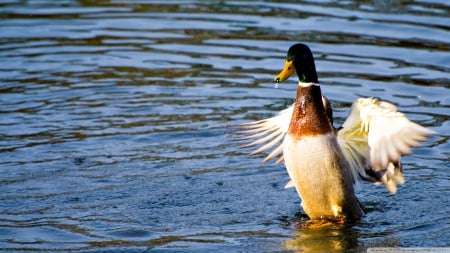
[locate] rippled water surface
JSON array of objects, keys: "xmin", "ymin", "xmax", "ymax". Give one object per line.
[{"xmin": 1, "ymin": 0, "xmax": 449, "ymax": 252}]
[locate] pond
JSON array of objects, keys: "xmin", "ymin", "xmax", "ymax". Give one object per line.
[{"xmin": 0, "ymin": 0, "xmax": 449, "ymax": 252}]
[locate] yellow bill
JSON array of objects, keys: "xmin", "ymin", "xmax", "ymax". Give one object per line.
[{"xmin": 273, "ymin": 60, "xmax": 296, "ymax": 83}]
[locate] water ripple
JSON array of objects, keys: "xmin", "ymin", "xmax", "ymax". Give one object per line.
[{"xmin": 0, "ymin": 0, "xmax": 449, "ymax": 252}]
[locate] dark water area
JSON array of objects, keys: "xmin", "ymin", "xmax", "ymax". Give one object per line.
[{"xmin": 0, "ymin": 0, "xmax": 449, "ymax": 252}]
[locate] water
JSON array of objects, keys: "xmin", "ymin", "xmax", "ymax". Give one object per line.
[{"xmin": 0, "ymin": 0, "xmax": 449, "ymax": 252}]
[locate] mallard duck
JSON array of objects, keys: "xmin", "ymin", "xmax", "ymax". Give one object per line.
[{"xmin": 235, "ymin": 43, "xmax": 435, "ymax": 221}]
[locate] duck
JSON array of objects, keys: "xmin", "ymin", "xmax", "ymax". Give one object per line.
[{"xmin": 235, "ymin": 43, "xmax": 435, "ymax": 222}]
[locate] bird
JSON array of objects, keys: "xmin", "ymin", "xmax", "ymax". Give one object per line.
[{"xmin": 234, "ymin": 43, "xmax": 435, "ymax": 222}]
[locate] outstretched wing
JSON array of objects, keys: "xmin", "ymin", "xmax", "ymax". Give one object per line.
[
  {"xmin": 337, "ymin": 97, "xmax": 435, "ymax": 194},
  {"xmin": 233, "ymin": 105, "xmax": 293, "ymax": 163}
]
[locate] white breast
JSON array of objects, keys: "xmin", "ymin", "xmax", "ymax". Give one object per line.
[
  {"xmin": 283, "ymin": 133, "xmax": 339, "ymax": 183},
  {"xmin": 282, "ymin": 133, "xmax": 354, "ymax": 218}
]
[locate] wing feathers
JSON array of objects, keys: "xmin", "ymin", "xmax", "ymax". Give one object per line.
[
  {"xmin": 339, "ymin": 97, "xmax": 435, "ymax": 193},
  {"xmin": 241, "ymin": 128, "xmax": 282, "ymax": 148},
  {"xmin": 232, "ymin": 105, "xmax": 293, "ymax": 162},
  {"xmin": 248, "ymin": 131, "xmax": 284, "ymax": 156},
  {"xmin": 263, "ymin": 140, "xmax": 284, "ymax": 162}
]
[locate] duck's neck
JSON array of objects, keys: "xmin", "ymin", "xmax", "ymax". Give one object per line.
[
  {"xmin": 295, "ymin": 61, "xmax": 318, "ymax": 83},
  {"xmin": 287, "ymin": 83, "xmax": 333, "ymax": 139}
]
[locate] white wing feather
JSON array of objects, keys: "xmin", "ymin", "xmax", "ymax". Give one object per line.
[
  {"xmin": 234, "ymin": 105, "xmax": 293, "ymax": 163},
  {"xmin": 338, "ymin": 98, "xmax": 435, "ymax": 193}
]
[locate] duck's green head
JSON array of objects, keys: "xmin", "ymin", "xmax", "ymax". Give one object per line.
[{"xmin": 274, "ymin": 43, "xmax": 319, "ymax": 84}]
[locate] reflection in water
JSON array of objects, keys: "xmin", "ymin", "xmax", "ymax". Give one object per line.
[
  {"xmin": 284, "ymin": 226, "xmax": 359, "ymax": 253},
  {"xmin": 284, "ymin": 223, "xmax": 404, "ymax": 253}
]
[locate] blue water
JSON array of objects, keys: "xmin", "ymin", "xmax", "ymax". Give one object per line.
[{"xmin": 0, "ymin": 1, "xmax": 449, "ymax": 252}]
